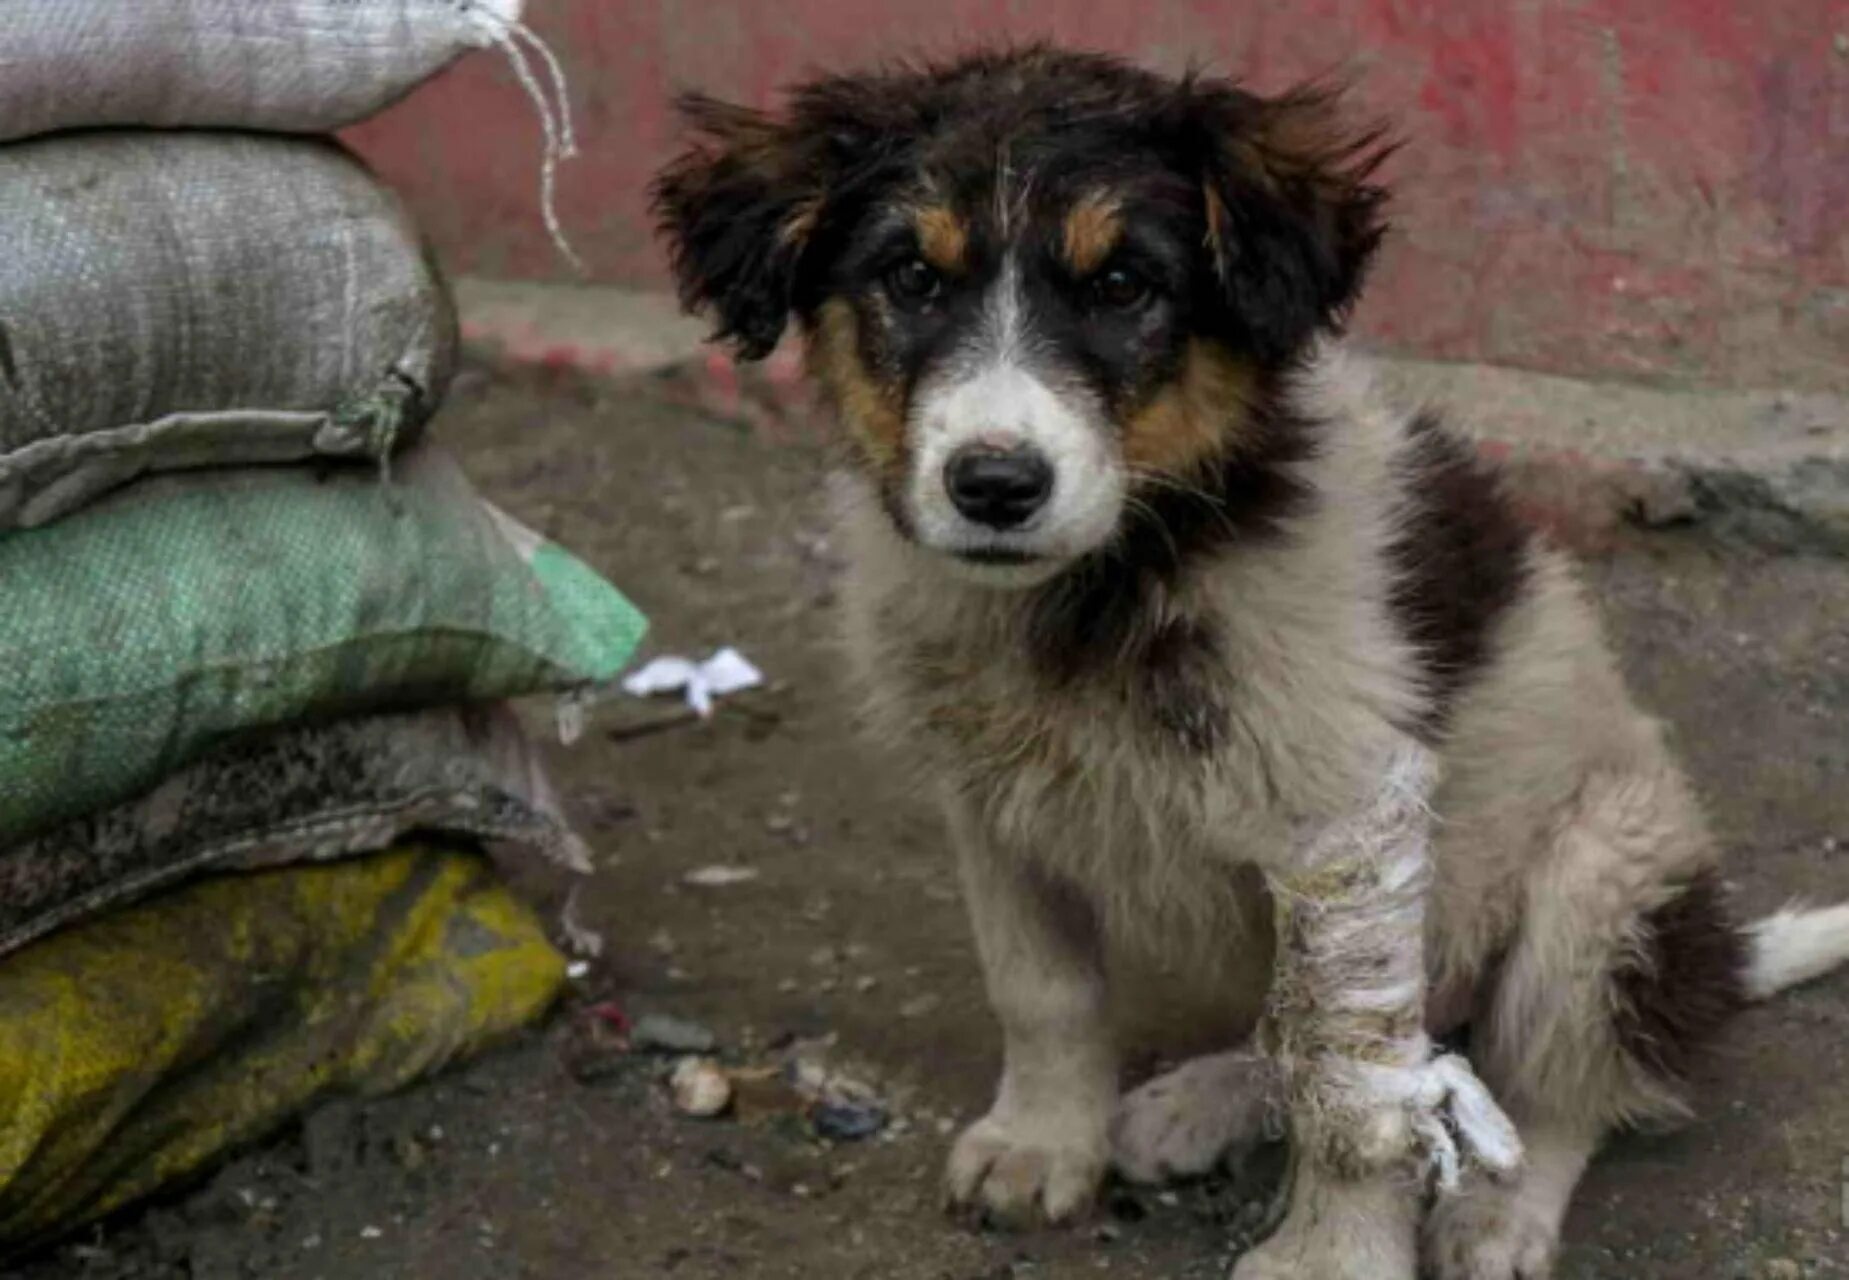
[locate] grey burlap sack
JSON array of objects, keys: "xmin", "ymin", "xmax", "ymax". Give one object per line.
[
  {"xmin": 0, "ymin": 703, "xmax": 587, "ymax": 962},
  {"xmin": 0, "ymin": 131, "xmax": 457, "ymax": 528},
  {"xmin": 0, "ymin": 0, "xmax": 525, "ymax": 142}
]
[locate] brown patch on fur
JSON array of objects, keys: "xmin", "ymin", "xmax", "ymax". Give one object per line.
[
  {"xmin": 1387, "ymin": 412, "xmax": 1534, "ymax": 737},
  {"xmin": 780, "ymin": 195, "xmax": 824, "ymax": 248},
  {"xmin": 1121, "ymin": 342, "xmax": 1256, "ymax": 477},
  {"xmin": 1061, "ymin": 192, "xmax": 1123, "ymax": 275},
  {"xmin": 1201, "ymin": 184, "xmax": 1230, "ymax": 271},
  {"xmin": 1612, "ymin": 869, "xmax": 1749, "ymax": 1087},
  {"xmin": 809, "ymin": 299, "xmax": 907, "ymax": 474},
  {"xmin": 913, "ymin": 204, "xmax": 970, "ymax": 271}
]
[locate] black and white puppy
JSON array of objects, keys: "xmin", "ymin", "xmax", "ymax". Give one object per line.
[{"xmin": 654, "ymin": 46, "xmax": 1849, "ymax": 1280}]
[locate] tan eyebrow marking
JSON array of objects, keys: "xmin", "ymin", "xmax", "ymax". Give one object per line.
[
  {"xmin": 1062, "ymin": 191, "xmax": 1125, "ymax": 275},
  {"xmin": 912, "ymin": 204, "xmax": 970, "ymax": 271}
]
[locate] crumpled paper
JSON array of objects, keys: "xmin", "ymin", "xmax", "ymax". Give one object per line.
[{"xmin": 621, "ymin": 647, "xmax": 763, "ymax": 717}]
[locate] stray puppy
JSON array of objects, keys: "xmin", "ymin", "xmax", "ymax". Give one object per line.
[{"xmin": 654, "ymin": 47, "xmax": 1849, "ymax": 1279}]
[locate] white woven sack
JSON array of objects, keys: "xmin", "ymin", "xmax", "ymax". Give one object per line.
[{"xmin": 0, "ymin": 0, "xmax": 526, "ymax": 141}]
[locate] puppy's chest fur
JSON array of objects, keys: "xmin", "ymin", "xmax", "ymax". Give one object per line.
[{"xmin": 842, "ymin": 498, "xmax": 1421, "ymax": 894}]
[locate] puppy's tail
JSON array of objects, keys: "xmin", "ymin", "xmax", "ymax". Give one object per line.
[{"xmin": 1743, "ymin": 903, "xmax": 1849, "ymax": 1001}]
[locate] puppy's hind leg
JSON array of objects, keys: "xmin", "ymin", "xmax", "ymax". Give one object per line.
[
  {"xmin": 1426, "ymin": 766, "xmax": 1746, "ymax": 1280},
  {"xmin": 943, "ymin": 799, "xmax": 1117, "ymax": 1228}
]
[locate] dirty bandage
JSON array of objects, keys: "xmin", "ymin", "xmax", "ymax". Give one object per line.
[{"xmin": 1264, "ymin": 745, "xmax": 1523, "ymax": 1191}]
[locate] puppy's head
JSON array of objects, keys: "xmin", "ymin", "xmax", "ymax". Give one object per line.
[{"xmin": 655, "ymin": 47, "xmax": 1388, "ymax": 586}]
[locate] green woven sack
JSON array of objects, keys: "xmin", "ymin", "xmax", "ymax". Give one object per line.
[{"xmin": 0, "ymin": 447, "xmax": 645, "ymax": 847}]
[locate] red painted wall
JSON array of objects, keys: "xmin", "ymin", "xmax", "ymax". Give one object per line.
[{"xmin": 346, "ymin": 2, "xmax": 1849, "ymax": 390}]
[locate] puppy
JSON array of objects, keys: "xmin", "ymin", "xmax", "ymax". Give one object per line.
[{"xmin": 654, "ymin": 47, "xmax": 1849, "ymax": 1280}]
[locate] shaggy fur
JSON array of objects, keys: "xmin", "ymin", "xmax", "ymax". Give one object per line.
[{"xmin": 654, "ymin": 46, "xmax": 1839, "ymax": 1280}]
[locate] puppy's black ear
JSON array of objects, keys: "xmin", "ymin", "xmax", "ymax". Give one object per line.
[
  {"xmin": 653, "ymin": 94, "xmax": 830, "ymax": 360},
  {"xmin": 1182, "ymin": 82, "xmax": 1392, "ymax": 366}
]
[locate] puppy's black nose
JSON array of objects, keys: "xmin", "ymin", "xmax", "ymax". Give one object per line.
[{"xmin": 944, "ymin": 445, "xmax": 1054, "ymax": 529}]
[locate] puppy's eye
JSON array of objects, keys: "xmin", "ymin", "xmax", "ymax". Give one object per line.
[
  {"xmin": 885, "ymin": 256, "xmax": 944, "ymax": 307},
  {"xmin": 1090, "ymin": 264, "xmax": 1151, "ymax": 311}
]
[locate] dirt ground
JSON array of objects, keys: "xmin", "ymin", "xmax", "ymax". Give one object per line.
[{"xmin": 20, "ymin": 360, "xmax": 1849, "ymax": 1280}]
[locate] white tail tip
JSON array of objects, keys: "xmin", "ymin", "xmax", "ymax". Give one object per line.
[{"xmin": 1744, "ymin": 903, "xmax": 1849, "ymax": 1001}]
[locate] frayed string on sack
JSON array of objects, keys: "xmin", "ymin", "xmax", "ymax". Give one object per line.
[
  {"xmin": 327, "ymin": 377, "xmax": 413, "ymax": 511},
  {"xmin": 468, "ymin": 5, "xmax": 585, "ymax": 273}
]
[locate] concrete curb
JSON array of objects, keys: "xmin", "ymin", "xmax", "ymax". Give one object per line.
[{"xmin": 457, "ymin": 279, "xmax": 1849, "ymax": 557}]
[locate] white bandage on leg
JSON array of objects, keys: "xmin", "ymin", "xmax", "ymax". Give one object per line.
[{"xmin": 1263, "ymin": 745, "xmax": 1523, "ymax": 1193}]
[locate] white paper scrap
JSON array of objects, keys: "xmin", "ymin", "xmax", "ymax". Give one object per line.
[{"xmin": 622, "ymin": 647, "xmax": 764, "ymax": 717}]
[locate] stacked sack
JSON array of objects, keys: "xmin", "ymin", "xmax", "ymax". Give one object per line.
[{"xmin": 0, "ymin": 2, "xmax": 639, "ymax": 1254}]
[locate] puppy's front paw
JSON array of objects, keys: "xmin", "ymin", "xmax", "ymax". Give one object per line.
[
  {"xmin": 1112, "ymin": 1050, "xmax": 1281, "ymax": 1185},
  {"xmin": 1424, "ymin": 1185, "xmax": 1559, "ymax": 1280},
  {"xmin": 1229, "ymin": 1173, "xmax": 1417, "ymax": 1280},
  {"xmin": 945, "ymin": 1110, "xmax": 1108, "ymax": 1228}
]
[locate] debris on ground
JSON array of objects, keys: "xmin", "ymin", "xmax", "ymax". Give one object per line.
[
  {"xmin": 681, "ymin": 864, "xmax": 762, "ymax": 888},
  {"xmin": 561, "ymin": 1001, "xmax": 894, "ymax": 1144},
  {"xmin": 630, "ymin": 1013, "xmax": 720, "ymax": 1055},
  {"xmin": 621, "ymin": 647, "xmax": 764, "ymax": 717},
  {"xmin": 665, "ymin": 1039, "xmax": 892, "ymax": 1143},
  {"xmin": 669, "ymin": 1058, "xmax": 733, "ymax": 1118}
]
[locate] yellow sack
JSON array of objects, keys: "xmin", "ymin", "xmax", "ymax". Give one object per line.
[{"xmin": 0, "ymin": 845, "xmax": 565, "ymax": 1253}]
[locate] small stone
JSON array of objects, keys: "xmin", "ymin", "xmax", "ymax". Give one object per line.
[
  {"xmin": 360, "ymin": 1226, "xmax": 384, "ymax": 1240},
  {"xmin": 1761, "ymin": 1261, "xmax": 1802, "ymax": 1280},
  {"xmin": 683, "ymin": 864, "xmax": 760, "ymax": 888},
  {"xmin": 853, "ymin": 975, "xmax": 879, "ymax": 994},
  {"xmin": 810, "ymin": 1099, "xmax": 888, "ymax": 1142},
  {"xmin": 899, "ymin": 993, "xmax": 942, "ymax": 1019},
  {"xmin": 631, "ymin": 1013, "xmax": 719, "ymax": 1055},
  {"xmin": 670, "ymin": 1057, "xmax": 734, "ymax": 1118},
  {"xmin": 788, "ymin": 1057, "xmax": 831, "ymax": 1095}
]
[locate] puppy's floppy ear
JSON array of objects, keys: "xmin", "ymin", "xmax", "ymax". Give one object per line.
[
  {"xmin": 1181, "ymin": 81, "xmax": 1392, "ymax": 366},
  {"xmin": 653, "ymin": 94, "xmax": 832, "ymax": 361}
]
